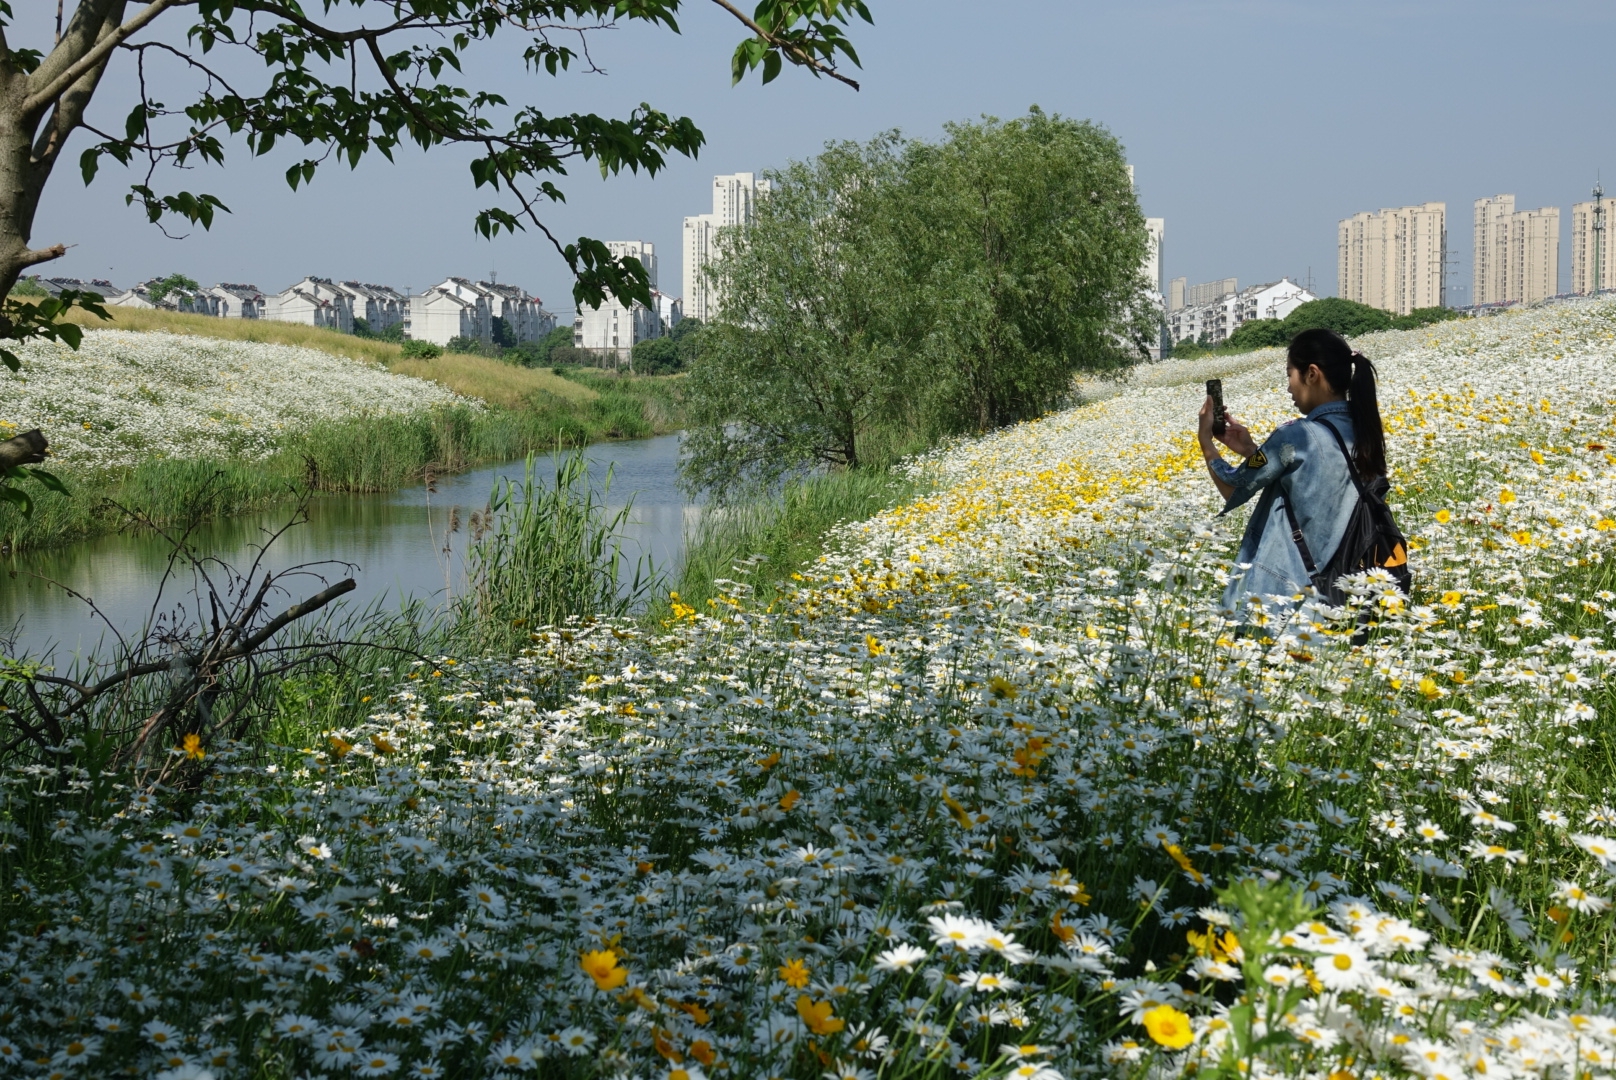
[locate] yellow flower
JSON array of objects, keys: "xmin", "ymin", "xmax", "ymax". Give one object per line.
[
  {"xmin": 778, "ymin": 789, "xmax": 802, "ymax": 811},
  {"xmin": 370, "ymin": 734, "xmax": 396, "ymax": 755},
  {"xmin": 1417, "ymin": 677, "xmax": 1442, "ymax": 700},
  {"xmin": 181, "ymin": 733, "xmax": 205, "ymax": 761},
  {"xmin": 1530, "ymin": 449, "xmax": 1545, "ymax": 465},
  {"xmin": 327, "ymin": 735, "xmax": 353, "ymax": 759},
  {"xmin": 1440, "ymin": 590, "xmax": 1463, "ymax": 607},
  {"xmin": 1597, "ymin": 518, "xmax": 1616, "ymax": 532},
  {"xmin": 988, "ymin": 676, "xmax": 1017, "ymax": 700},
  {"xmin": 796, "ymin": 995, "xmax": 844, "ymax": 1036},
  {"xmin": 1434, "ymin": 508, "xmax": 1452, "ymax": 524},
  {"xmin": 777, "ymin": 958, "xmax": 811, "ymax": 988},
  {"xmin": 1142, "ymin": 1004, "xmax": 1194, "ymax": 1049},
  {"xmin": 865, "ymin": 634, "xmax": 884, "ymax": 656},
  {"xmin": 1499, "ymin": 488, "xmax": 1517, "ymax": 504},
  {"xmin": 580, "ymin": 949, "xmax": 628, "ymax": 991}
]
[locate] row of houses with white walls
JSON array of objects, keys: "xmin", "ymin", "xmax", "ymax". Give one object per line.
[
  {"xmin": 29, "ymin": 274, "xmax": 556, "ymax": 347},
  {"xmin": 1165, "ymin": 277, "xmax": 1316, "ymax": 346}
]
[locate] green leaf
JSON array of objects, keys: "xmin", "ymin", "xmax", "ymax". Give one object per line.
[{"xmin": 23, "ymin": 469, "xmax": 68, "ymax": 496}]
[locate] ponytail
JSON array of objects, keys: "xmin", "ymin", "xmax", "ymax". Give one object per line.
[{"xmin": 1286, "ymin": 327, "xmax": 1387, "ymax": 478}]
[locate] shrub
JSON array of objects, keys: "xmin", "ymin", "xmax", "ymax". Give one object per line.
[
  {"xmin": 631, "ymin": 335, "xmax": 681, "ymax": 375},
  {"xmin": 400, "ymin": 339, "xmax": 442, "ymax": 359},
  {"xmin": 10, "ymin": 276, "xmax": 48, "ymax": 297},
  {"xmin": 1281, "ymin": 297, "xmax": 1393, "ymax": 338},
  {"xmin": 1393, "ymin": 305, "xmax": 1465, "ymax": 331},
  {"xmin": 1223, "ymin": 317, "xmax": 1288, "ymax": 351},
  {"xmin": 445, "ymin": 335, "xmax": 482, "ymax": 355}
]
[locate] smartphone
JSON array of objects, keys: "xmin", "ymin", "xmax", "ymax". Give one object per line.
[{"xmin": 1206, "ymin": 379, "xmax": 1226, "ymax": 438}]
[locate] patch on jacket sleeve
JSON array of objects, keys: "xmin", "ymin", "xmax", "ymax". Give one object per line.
[
  {"xmin": 1245, "ymin": 449, "xmax": 1267, "ymax": 469},
  {"xmin": 1279, "ymin": 443, "xmax": 1296, "ymax": 466}
]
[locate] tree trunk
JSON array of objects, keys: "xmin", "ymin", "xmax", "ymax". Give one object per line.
[
  {"xmin": 0, "ymin": 428, "xmax": 48, "ymax": 469},
  {"xmin": 0, "ymin": 2, "xmax": 128, "ymax": 297}
]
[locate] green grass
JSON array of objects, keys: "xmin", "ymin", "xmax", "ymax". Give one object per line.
[{"xmin": 659, "ymin": 465, "xmax": 929, "ymax": 619}]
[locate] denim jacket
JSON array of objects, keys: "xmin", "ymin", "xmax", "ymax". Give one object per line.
[{"xmin": 1211, "ymin": 400, "xmax": 1357, "ymax": 615}]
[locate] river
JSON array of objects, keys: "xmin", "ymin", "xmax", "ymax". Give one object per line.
[{"xmin": 0, "ymin": 433, "xmax": 693, "ymax": 661}]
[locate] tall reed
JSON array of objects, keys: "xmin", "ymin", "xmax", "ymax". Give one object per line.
[{"xmin": 455, "ymin": 451, "xmax": 655, "ymax": 653}]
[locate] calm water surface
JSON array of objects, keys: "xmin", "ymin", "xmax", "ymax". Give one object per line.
[{"xmin": 0, "ymin": 434, "xmax": 693, "ymax": 660}]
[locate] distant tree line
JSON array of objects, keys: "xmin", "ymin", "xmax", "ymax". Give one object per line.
[
  {"xmin": 681, "ymin": 109, "xmax": 1158, "ymax": 499},
  {"xmin": 1172, "ymin": 298, "xmax": 1465, "ymax": 358}
]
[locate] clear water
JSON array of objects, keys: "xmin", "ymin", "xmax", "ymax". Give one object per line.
[{"xmin": 0, "ymin": 434, "xmax": 692, "ymax": 661}]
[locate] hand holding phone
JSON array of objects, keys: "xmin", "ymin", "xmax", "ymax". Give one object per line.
[{"xmin": 1206, "ymin": 379, "xmax": 1226, "ymax": 438}]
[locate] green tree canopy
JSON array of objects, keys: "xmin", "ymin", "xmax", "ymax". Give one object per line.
[
  {"xmin": 681, "ymin": 135, "xmax": 917, "ymax": 497},
  {"xmin": 147, "ymin": 272, "xmax": 199, "ymax": 303},
  {"xmin": 903, "ymin": 109, "xmax": 1155, "ymax": 431},
  {"xmin": 1281, "ymin": 298, "xmax": 1394, "ymax": 339},
  {"xmin": 0, "ymin": 0, "xmax": 875, "ymax": 370},
  {"xmin": 1222, "ymin": 317, "xmax": 1288, "ymax": 351},
  {"xmin": 681, "ymin": 112, "xmax": 1156, "ymax": 499}
]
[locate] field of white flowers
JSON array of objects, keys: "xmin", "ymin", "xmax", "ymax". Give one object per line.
[
  {"xmin": 5, "ymin": 299, "xmax": 1616, "ymax": 1080},
  {"xmin": 0, "ymin": 331, "xmax": 464, "ymax": 470}
]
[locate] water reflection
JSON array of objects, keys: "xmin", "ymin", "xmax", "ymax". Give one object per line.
[{"xmin": 0, "ymin": 434, "xmax": 692, "ymax": 659}]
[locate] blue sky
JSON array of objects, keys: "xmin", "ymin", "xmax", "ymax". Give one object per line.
[{"xmin": 18, "ymin": 1, "xmax": 1616, "ymax": 314}]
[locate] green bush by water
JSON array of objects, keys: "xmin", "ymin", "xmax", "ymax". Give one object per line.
[{"xmin": 454, "ymin": 451, "xmax": 656, "ymax": 654}]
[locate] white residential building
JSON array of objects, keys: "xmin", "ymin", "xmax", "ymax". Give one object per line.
[
  {"xmin": 108, "ymin": 277, "xmax": 213, "ymax": 314},
  {"xmin": 33, "ymin": 276, "xmax": 121, "ymax": 299},
  {"xmin": 335, "ymin": 281, "xmax": 405, "ymax": 333},
  {"xmin": 606, "ymin": 241, "xmax": 658, "ymax": 290},
  {"xmin": 264, "ymin": 276, "xmax": 353, "ymax": 332},
  {"xmin": 204, "ymin": 284, "xmax": 263, "ymax": 319},
  {"xmin": 683, "ymin": 172, "xmax": 768, "ymax": 323},
  {"xmin": 409, "ymin": 278, "xmax": 491, "ymax": 346},
  {"xmin": 652, "ymin": 290, "xmax": 682, "ymax": 333},
  {"xmin": 481, "ymin": 281, "xmax": 555, "ymax": 343},
  {"xmin": 1167, "ymin": 278, "xmax": 1315, "ymax": 346}
]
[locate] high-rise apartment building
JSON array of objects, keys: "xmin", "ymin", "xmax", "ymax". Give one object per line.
[
  {"xmin": 1473, "ymin": 195, "xmax": 1514, "ymax": 306},
  {"xmin": 682, "ymin": 172, "xmax": 768, "ymax": 323},
  {"xmin": 1144, "ymin": 218, "xmax": 1164, "ymax": 295},
  {"xmin": 1337, "ymin": 202, "xmax": 1446, "ymax": 315},
  {"xmin": 1570, "ymin": 192, "xmax": 1610, "ymax": 296},
  {"xmin": 1472, "ymin": 196, "xmax": 1559, "ymax": 306},
  {"xmin": 1510, "ymin": 207, "xmax": 1560, "ymax": 304},
  {"xmin": 605, "ymin": 240, "xmax": 657, "ymax": 289},
  {"xmin": 1167, "ymin": 276, "xmax": 1187, "ymax": 312},
  {"xmin": 1187, "ymin": 278, "xmax": 1238, "ymax": 307}
]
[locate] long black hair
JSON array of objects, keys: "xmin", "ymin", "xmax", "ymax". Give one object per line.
[{"xmin": 1286, "ymin": 327, "xmax": 1387, "ymax": 478}]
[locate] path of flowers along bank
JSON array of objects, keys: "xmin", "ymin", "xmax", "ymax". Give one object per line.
[{"xmin": 6, "ymin": 301, "xmax": 1616, "ymax": 1080}]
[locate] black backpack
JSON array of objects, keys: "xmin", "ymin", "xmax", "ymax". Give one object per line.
[{"xmin": 1278, "ymin": 417, "xmax": 1411, "ymax": 606}]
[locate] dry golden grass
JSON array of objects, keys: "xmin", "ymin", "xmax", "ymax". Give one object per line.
[
  {"xmin": 390, "ymin": 354, "xmax": 596, "ymax": 408},
  {"xmin": 58, "ymin": 304, "xmax": 406, "ymax": 365},
  {"xmin": 52, "ymin": 304, "xmax": 594, "ymax": 407}
]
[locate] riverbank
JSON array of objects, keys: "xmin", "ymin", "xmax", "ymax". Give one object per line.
[
  {"xmin": 10, "ymin": 301, "xmax": 1616, "ymax": 1079},
  {"xmin": 0, "ymin": 325, "xmax": 682, "ymax": 552}
]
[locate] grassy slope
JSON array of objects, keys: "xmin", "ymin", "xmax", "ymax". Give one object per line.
[{"xmin": 4, "ymin": 312, "xmax": 683, "ymax": 553}]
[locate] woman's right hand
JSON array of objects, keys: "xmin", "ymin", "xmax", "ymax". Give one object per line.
[{"xmin": 1219, "ymin": 415, "xmax": 1257, "ymax": 458}]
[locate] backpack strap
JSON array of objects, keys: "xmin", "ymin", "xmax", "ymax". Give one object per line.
[
  {"xmin": 1309, "ymin": 415, "xmax": 1366, "ymax": 498},
  {"xmin": 1277, "ymin": 416, "xmax": 1354, "ymax": 581},
  {"xmin": 1277, "ymin": 491, "xmax": 1318, "ymax": 576}
]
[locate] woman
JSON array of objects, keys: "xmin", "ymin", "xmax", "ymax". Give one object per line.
[{"xmin": 1198, "ymin": 327, "xmax": 1388, "ymax": 615}]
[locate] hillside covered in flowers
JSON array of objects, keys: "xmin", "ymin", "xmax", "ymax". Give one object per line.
[{"xmin": 5, "ymin": 300, "xmax": 1616, "ymax": 1080}]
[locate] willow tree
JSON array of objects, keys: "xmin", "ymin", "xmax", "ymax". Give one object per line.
[
  {"xmin": 903, "ymin": 109, "xmax": 1156, "ymax": 432},
  {"xmin": 0, "ymin": 1, "xmax": 872, "ymax": 508}
]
